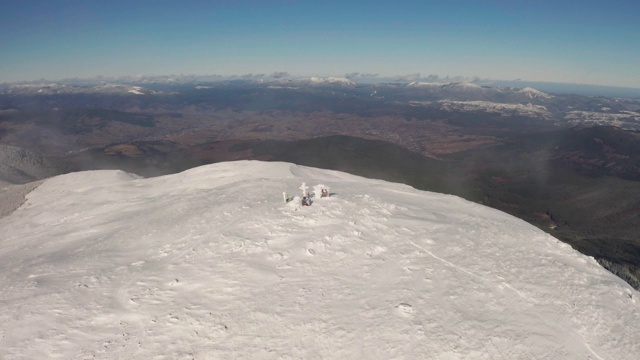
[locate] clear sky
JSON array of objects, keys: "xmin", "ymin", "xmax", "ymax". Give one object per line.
[{"xmin": 1, "ymin": 0, "xmax": 639, "ymax": 88}]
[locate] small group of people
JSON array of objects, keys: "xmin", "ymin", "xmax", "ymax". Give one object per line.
[
  {"xmin": 301, "ymin": 188, "xmax": 328, "ymax": 206},
  {"xmin": 284, "ymin": 183, "xmax": 330, "ymax": 207}
]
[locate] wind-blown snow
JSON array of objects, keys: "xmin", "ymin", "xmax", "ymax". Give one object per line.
[{"xmin": 0, "ymin": 161, "xmax": 638, "ymax": 359}]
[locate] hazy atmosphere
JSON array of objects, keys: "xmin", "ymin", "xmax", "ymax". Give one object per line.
[
  {"xmin": 2, "ymin": 1, "xmax": 640, "ymax": 358},
  {"xmin": 1, "ymin": 0, "xmax": 640, "ymax": 88}
]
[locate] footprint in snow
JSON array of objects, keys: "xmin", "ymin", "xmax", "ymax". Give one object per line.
[
  {"xmin": 270, "ymin": 252, "xmax": 288, "ymax": 261},
  {"xmin": 366, "ymin": 245, "xmax": 386, "ymax": 258},
  {"xmin": 396, "ymin": 303, "xmax": 414, "ymax": 317}
]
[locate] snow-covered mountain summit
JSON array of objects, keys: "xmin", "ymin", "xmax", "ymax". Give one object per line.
[
  {"xmin": 518, "ymin": 86, "xmax": 553, "ymax": 99},
  {"xmin": 308, "ymin": 76, "xmax": 356, "ymax": 86},
  {"xmin": 408, "ymin": 81, "xmax": 483, "ymax": 90},
  {"xmin": 0, "ymin": 161, "xmax": 638, "ymax": 359},
  {"xmin": 2, "ymin": 82, "xmax": 156, "ymax": 95}
]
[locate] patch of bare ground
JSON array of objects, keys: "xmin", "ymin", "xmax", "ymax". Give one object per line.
[{"xmin": 104, "ymin": 144, "xmax": 144, "ymax": 157}]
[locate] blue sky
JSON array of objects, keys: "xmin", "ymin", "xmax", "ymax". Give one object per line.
[{"xmin": 1, "ymin": 0, "xmax": 639, "ymax": 88}]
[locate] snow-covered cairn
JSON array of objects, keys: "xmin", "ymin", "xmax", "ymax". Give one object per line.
[
  {"xmin": 300, "ymin": 182, "xmax": 312, "ymax": 206},
  {"xmin": 300, "ymin": 182, "xmax": 309, "ymax": 198}
]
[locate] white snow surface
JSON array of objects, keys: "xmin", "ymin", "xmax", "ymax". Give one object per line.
[{"xmin": 0, "ymin": 161, "xmax": 639, "ymax": 359}]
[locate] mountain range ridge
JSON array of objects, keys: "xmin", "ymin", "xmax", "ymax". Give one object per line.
[{"xmin": 2, "ymin": 80, "xmax": 640, "ymax": 290}]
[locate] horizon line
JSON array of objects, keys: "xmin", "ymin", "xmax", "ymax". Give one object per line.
[{"xmin": 2, "ymin": 73, "xmax": 640, "ymax": 92}]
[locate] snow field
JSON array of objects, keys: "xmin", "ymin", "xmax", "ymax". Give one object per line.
[{"xmin": 0, "ymin": 161, "xmax": 638, "ymax": 359}]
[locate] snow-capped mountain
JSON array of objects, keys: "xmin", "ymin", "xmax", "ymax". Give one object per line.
[
  {"xmin": 408, "ymin": 81, "xmax": 483, "ymax": 90},
  {"xmin": 518, "ymin": 86, "xmax": 553, "ymax": 99},
  {"xmin": 0, "ymin": 145, "xmax": 62, "ymax": 186},
  {"xmin": 434, "ymin": 100, "xmax": 551, "ymax": 119},
  {"xmin": 443, "ymin": 81, "xmax": 483, "ymax": 90},
  {"xmin": 308, "ymin": 76, "xmax": 356, "ymax": 86},
  {"xmin": 1, "ymin": 82, "xmax": 156, "ymax": 95},
  {"xmin": 565, "ymin": 110, "xmax": 640, "ymax": 127},
  {"xmin": 408, "ymin": 81, "xmax": 448, "ymax": 88},
  {"xmin": 0, "ymin": 161, "xmax": 638, "ymax": 359}
]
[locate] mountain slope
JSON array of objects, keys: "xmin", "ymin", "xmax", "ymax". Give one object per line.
[
  {"xmin": 0, "ymin": 161, "xmax": 638, "ymax": 359},
  {"xmin": 0, "ymin": 145, "xmax": 63, "ymax": 186}
]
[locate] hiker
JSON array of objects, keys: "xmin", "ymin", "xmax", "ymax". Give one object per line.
[
  {"xmin": 313, "ymin": 184, "xmax": 330, "ymax": 199},
  {"xmin": 302, "ymin": 196, "xmax": 312, "ymax": 206}
]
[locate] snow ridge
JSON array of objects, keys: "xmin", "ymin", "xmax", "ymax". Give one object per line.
[
  {"xmin": 435, "ymin": 100, "xmax": 550, "ymax": 118},
  {"xmin": 408, "ymin": 81, "xmax": 446, "ymax": 88},
  {"xmin": 4, "ymin": 83, "xmax": 153, "ymax": 95},
  {"xmin": 0, "ymin": 161, "xmax": 638, "ymax": 359},
  {"xmin": 309, "ymin": 76, "xmax": 355, "ymax": 85},
  {"xmin": 519, "ymin": 86, "xmax": 552, "ymax": 99},
  {"xmin": 408, "ymin": 81, "xmax": 482, "ymax": 90}
]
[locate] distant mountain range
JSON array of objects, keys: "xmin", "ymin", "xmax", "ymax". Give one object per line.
[
  {"xmin": 1, "ymin": 78, "xmax": 640, "ymax": 289},
  {"xmin": 2, "ymin": 78, "xmax": 638, "ymax": 132}
]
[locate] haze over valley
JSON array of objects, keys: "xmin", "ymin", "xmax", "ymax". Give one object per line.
[
  {"xmin": 2, "ymin": 76, "xmax": 640, "ymax": 291},
  {"xmin": 2, "ymin": 1, "xmax": 640, "ymax": 358}
]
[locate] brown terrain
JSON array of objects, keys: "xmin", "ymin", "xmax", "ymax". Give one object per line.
[
  {"xmin": 1, "ymin": 83, "xmax": 640, "ymax": 289},
  {"xmin": 0, "ymin": 108, "xmax": 502, "ymax": 158}
]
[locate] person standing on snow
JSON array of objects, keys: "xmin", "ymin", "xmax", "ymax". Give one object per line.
[{"xmin": 302, "ymin": 196, "xmax": 311, "ymax": 206}]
